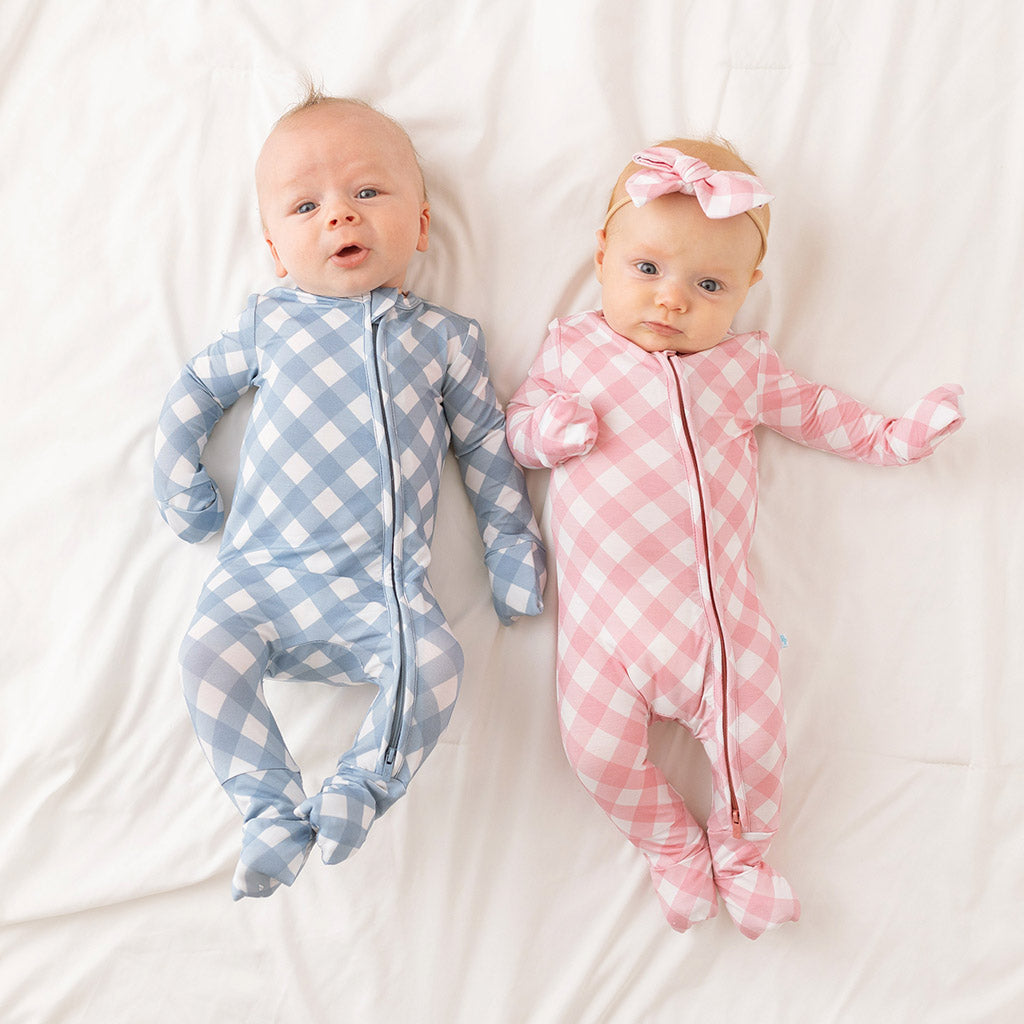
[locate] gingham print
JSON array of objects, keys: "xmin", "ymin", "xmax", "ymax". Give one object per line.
[
  {"xmin": 649, "ymin": 833, "xmax": 719, "ymax": 931},
  {"xmin": 625, "ymin": 147, "xmax": 774, "ymax": 218},
  {"xmin": 156, "ymin": 287, "xmax": 545, "ymax": 898},
  {"xmin": 227, "ymin": 769, "xmax": 312, "ymax": 900},
  {"xmin": 507, "ymin": 310, "xmax": 963, "ymax": 937},
  {"xmin": 710, "ymin": 832, "xmax": 801, "ymax": 940}
]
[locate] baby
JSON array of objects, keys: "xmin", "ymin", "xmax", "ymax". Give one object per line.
[
  {"xmin": 154, "ymin": 92, "xmax": 546, "ymax": 900},
  {"xmin": 506, "ymin": 140, "xmax": 963, "ymax": 939}
]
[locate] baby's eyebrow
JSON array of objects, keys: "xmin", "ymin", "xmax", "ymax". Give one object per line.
[{"xmin": 273, "ymin": 175, "xmax": 316, "ymax": 200}]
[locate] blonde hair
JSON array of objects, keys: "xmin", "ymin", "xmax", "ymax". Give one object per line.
[{"xmin": 604, "ymin": 136, "xmax": 771, "ymax": 263}]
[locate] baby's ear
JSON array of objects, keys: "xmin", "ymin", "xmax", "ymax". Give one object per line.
[
  {"xmin": 265, "ymin": 236, "xmax": 288, "ymax": 279},
  {"xmin": 416, "ymin": 203, "xmax": 431, "ymax": 253},
  {"xmin": 594, "ymin": 229, "xmax": 608, "ymax": 282},
  {"xmin": 750, "ymin": 268, "xmax": 764, "ymax": 287}
]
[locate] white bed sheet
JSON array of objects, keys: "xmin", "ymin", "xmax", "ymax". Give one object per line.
[{"xmin": 2, "ymin": 2, "xmax": 1021, "ymax": 1021}]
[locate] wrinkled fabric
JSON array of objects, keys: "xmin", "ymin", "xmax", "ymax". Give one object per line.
[
  {"xmin": 507, "ymin": 309, "xmax": 963, "ymax": 937},
  {"xmin": 155, "ymin": 286, "xmax": 546, "ymax": 899}
]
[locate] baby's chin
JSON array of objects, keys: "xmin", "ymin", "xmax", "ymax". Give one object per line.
[
  {"xmin": 613, "ymin": 325, "xmax": 711, "ymax": 355},
  {"xmin": 613, "ymin": 320, "xmax": 727, "ymax": 355}
]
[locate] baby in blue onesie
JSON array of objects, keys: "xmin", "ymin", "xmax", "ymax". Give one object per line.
[{"xmin": 154, "ymin": 91, "xmax": 546, "ymax": 899}]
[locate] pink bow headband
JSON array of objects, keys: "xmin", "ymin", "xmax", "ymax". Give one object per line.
[{"xmin": 602, "ymin": 146, "xmax": 773, "ymax": 260}]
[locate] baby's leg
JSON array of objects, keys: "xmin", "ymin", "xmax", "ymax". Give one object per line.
[
  {"xmin": 706, "ymin": 829, "xmax": 800, "ymax": 940},
  {"xmin": 180, "ymin": 593, "xmax": 313, "ymax": 900},
  {"xmin": 225, "ymin": 768, "xmax": 313, "ymax": 900},
  {"xmin": 298, "ymin": 678, "xmax": 393, "ymax": 867},
  {"xmin": 304, "ymin": 594, "xmax": 463, "ymax": 865},
  {"xmin": 700, "ymin": 657, "xmax": 798, "ymax": 938},
  {"xmin": 559, "ymin": 637, "xmax": 716, "ymax": 931}
]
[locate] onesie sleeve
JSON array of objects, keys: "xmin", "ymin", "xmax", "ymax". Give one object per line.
[
  {"xmin": 153, "ymin": 297, "xmax": 260, "ymax": 542},
  {"xmin": 442, "ymin": 317, "xmax": 547, "ymax": 625},
  {"xmin": 505, "ymin": 321, "xmax": 599, "ymax": 469},
  {"xmin": 756, "ymin": 338, "xmax": 965, "ymax": 466}
]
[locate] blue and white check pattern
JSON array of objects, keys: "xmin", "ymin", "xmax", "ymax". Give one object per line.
[{"xmin": 155, "ymin": 287, "xmax": 545, "ymax": 899}]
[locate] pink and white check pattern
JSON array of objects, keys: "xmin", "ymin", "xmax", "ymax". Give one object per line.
[
  {"xmin": 624, "ymin": 147, "xmax": 773, "ymax": 218},
  {"xmin": 507, "ymin": 311, "xmax": 964, "ymax": 938}
]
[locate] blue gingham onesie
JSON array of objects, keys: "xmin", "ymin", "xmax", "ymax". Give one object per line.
[{"xmin": 154, "ymin": 287, "xmax": 546, "ymax": 899}]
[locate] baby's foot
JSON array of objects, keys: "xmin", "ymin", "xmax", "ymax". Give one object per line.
[
  {"xmin": 232, "ymin": 812, "xmax": 314, "ymax": 900},
  {"xmin": 225, "ymin": 769, "xmax": 314, "ymax": 900},
  {"xmin": 300, "ymin": 780, "xmax": 377, "ymax": 865},
  {"xmin": 710, "ymin": 836, "xmax": 800, "ymax": 940},
  {"xmin": 648, "ymin": 837, "xmax": 718, "ymax": 932},
  {"xmin": 714, "ymin": 860, "xmax": 800, "ymax": 939}
]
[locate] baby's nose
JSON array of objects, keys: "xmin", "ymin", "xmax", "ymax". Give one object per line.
[
  {"xmin": 327, "ymin": 204, "xmax": 359, "ymax": 227},
  {"xmin": 657, "ymin": 283, "xmax": 686, "ymax": 311}
]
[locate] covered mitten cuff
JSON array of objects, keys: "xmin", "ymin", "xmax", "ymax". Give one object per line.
[
  {"xmin": 486, "ymin": 535, "xmax": 548, "ymax": 624},
  {"xmin": 155, "ymin": 477, "xmax": 224, "ymax": 543},
  {"xmin": 889, "ymin": 384, "xmax": 965, "ymax": 463},
  {"xmin": 524, "ymin": 392, "xmax": 599, "ymax": 468}
]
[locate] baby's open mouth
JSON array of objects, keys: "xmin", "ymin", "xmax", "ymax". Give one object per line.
[{"xmin": 330, "ymin": 244, "xmax": 369, "ymax": 268}]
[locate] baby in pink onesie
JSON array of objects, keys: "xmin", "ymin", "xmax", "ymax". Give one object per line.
[{"xmin": 505, "ymin": 139, "xmax": 964, "ymax": 939}]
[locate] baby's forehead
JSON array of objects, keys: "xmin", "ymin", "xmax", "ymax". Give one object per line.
[
  {"xmin": 612, "ymin": 197, "xmax": 763, "ymax": 268},
  {"xmin": 257, "ymin": 102, "xmax": 422, "ymax": 193},
  {"xmin": 265, "ymin": 106, "xmax": 394, "ymax": 161}
]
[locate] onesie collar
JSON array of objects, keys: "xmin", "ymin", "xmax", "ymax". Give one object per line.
[{"xmin": 268, "ymin": 286, "xmax": 422, "ymax": 322}]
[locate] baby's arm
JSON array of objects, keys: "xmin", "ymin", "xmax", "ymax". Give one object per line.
[
  {"xmin": 442, "ymin": 319, "xmax": 546, "ymax": 625},
  {"xmin": 505, "ymin": 324, "xmax": 599, "ymax": 469},
  {"xmin": 757, "ymin": 339, "xmax": 964, "ymax": 465},
  {"xmin": 153, "ymin": 299, "xmax": 259, "ymax": 542}
]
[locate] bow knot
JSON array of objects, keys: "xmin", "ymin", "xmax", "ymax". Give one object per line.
[{"xmin": 624, "ymin": 147, "xmax": 773, "ymax": 218}]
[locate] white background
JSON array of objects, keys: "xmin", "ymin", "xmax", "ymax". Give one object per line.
[{"xmin": 1, "ymin": 2, "xmax": 1020, "ymax": 1021}]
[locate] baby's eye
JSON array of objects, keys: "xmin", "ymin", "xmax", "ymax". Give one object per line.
[
  {"xmin": 636, "ymin": 261, "xmax": 659, "ymax": 276},
  {"xmin": 356, "ymin": 188, "xmax": 379, "ymax": 199},
  {"xmin": 296, "ymin": 201, "xmax": 317, "ymax": 214},
  {"xmin": 698, "ymin": 279, "xmax": 722, "ymax": 293}
]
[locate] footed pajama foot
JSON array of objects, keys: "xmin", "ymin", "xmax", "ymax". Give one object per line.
[
  {"xmin": 232, "ymin": 812, "xmax": 315, "ymax": 900},
  {"xmin": 300, "ymin": 778, "xmax": 378, "ymax": 865},
  {"xmin": 648, "ymin": 836, "xmax": 718, "ymax": 932},
  {"xmin": 710, "ymin": 834, "xmax": 800, "ymax": 940},
  {"xmin": 225, "ymin": 768, "xmax": 314, "ymax": 901}
]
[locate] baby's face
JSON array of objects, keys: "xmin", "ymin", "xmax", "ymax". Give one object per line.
[
  {"xmin": 595, "ymin": 194, "xmax": 763, "ymax": 354},
  {"xmin": 256, "ymin": 103, "xmax": 429, "ymax": 298}
]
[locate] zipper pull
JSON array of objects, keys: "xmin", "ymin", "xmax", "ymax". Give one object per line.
[{"xmin": 731, "ymin": 809, "xmax": 743, "ymax": 838}]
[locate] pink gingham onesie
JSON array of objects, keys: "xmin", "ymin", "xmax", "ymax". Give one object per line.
[{"xmin": 506, "ymin": 311, "xmax": 964, "ymax": 938}]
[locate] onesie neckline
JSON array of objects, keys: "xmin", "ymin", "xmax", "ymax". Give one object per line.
[
  {"xmin": 266, "ymin": 286, "xmax": 423, "ymax": 321},
  {"xmin": 590, "ymin": 309, "xmax": 747, "ymax": 364}
]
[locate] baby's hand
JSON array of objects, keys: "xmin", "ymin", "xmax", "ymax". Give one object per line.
[
  {"xmin": 523, "ymin": 391, "xmax": 599, "ymax": 468},
  {"xmin": 487, "ymin": 537, "xmax": 547, "ymax": 624},
  {"xmin": 891, "ymin": 384, "xmax": 965, "ymax": 462},
  {"xmin": 156, "ymin": 474, "xmax": 224, "ymax": 543}
]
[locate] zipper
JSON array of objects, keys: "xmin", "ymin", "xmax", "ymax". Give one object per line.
[
  {"xmin": 667, "ymin": 357, "xmax": 744, "ymax": 838},
  {"xmin": 367, "ymin": 312, "xmax": 406, "ymax": 772}
]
